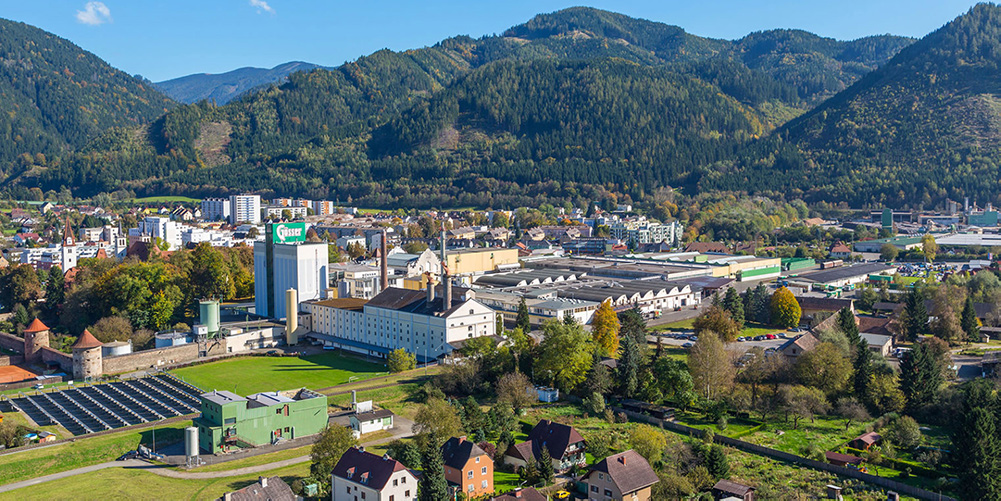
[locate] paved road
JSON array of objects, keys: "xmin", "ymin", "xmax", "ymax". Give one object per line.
[
  {"xmin": 0, "ymin": 459, "xmax": 147, "ymax": 493},
  {"xmin": 0, "ymin": 416, "xmax": 415, "ymax": 491}
]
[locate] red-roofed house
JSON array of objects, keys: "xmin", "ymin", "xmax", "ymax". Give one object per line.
[
  {"xmin": 331, "ymin": 447, "xmax": 417, "ymax": 501},
  {"xmin": 829, "ymin": 242, "xmax": 852, "ymax": 259},
  {"xmin": 580, "ymin": 449, "xmax": 659, "ymax": 501}
]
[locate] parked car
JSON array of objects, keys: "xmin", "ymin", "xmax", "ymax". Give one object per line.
[
  {"xmin": 265, "ymin": 350, "xmax": 280, "ymax": 356},
  {"xmin": 682, "ymin": 342, "xmax": 694, "ymax": 349},
  {"xmin": 789, "ymin": 327, "xmax": 802, "ymax": 333},
  {"xmin": 33, "ymin": 383, "xmax": 43, "ymax": 390},
  {"xmin": 766, "ymin": 334, "xmax": 777, "ymax": 340}
]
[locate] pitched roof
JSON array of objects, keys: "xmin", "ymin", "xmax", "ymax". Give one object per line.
[
  {"xmin": 526, "ymin": 419, "xmax": 585, "ymax": 459},
  {"xmin": 712, "ymin": 479, "xmax": 755, "ymax": 496},
  {"xmin": 441, "ymin": 436, "xmax": 489, "ymax": 470},
  {"xmin": 795, "ymin": 296, "xmax": 854, "ymax": 312},
  {"xmin": 857, "ymin": 316, "xmax": 894, "ymax": 336},
  {"xmin": 587, "ymin": 450, "xmax": 659, "ymax": 494},
  {"xmin": 23, "ymin": 318, "xmax": 49, "ymax": 333},
  {"xmin": 222, "ymin": 476, "xmax": 296, "ymax": 501},
  {"xmin": 779, "ymin": 334, "xmax": 819, "ymax": 355},
  {"xmin": 72, "ymin": 329, "xmax": 103, "ymax": 349},
  {"xmin": 825, "ymin": 451, "xmax": 863, "ymax": 465},
  {"xmin": 365, "ymin": 286, "xmax": 471, "ymax": 317},
  {"xmin": 830, "ymin": 242, "xmax": 852, "ymax": 253},
  {"xmin": 489, "ymin": 487, "xmax": 547, "ymax": 501},
  {"xmin": 853, "ymin": 431, "xmax": 882, "ymax": 445},
  {"xmin": 331, "ymin": 447, "xmax": 410, "ymax": 490}
]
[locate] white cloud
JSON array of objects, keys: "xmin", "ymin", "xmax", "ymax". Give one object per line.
[
  {"xmin": 76, "ymin": 1, "xmax": 112, "ymax": 25},
  {"xmin": 249, "ymin": 0, "xmax": 274, "ymax": 14}
]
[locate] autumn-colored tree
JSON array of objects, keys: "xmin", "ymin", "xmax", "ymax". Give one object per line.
[
  {"xmin": 688, "ymin": 331, "xmax": 735, "ymax": 400},
  {"xmin": 693, "ymin": 304, "xmax": 740, "ymax": 342},
  {"xmin": 922, "ymin": 234, "xmax": 938, "ymax": 262},
  {"xmin": 591, "ymin": 300, "xmax": 621, "ymax": 357},
  {"xmin": 770, "ymin": 287, "xmax": 802, "ymax": 328}
]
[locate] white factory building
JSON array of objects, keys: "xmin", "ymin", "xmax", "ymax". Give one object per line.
[
  {"xmin": 254, "ymin": 222, "xmax": 329, "ymax": 320},
  {"xmin": 303, "ymin": 285, "xmax": 496, "ymax": 361}
]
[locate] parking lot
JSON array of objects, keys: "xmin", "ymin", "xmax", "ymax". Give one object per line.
[{"xmin": 648, "ymin": 332, "xmax": 790, "ymax": 352}]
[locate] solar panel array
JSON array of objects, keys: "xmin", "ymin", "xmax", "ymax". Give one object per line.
[{"xmin": 9, "ymin": 374, "xmax": 203, "ymax": 436}]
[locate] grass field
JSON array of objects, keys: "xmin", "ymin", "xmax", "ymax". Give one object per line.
[
  {"xmin": 1, "ymin": 410, "xmax": 72, "ymax": 440},
  {"xmin": 652, "ymin": 319, "xmax": 787, "ymax": 338},
  {"xmin": 0, "ymin": 461, "xmax": 309, "ymax": 500},
  {"xmin": 132, "ymin": 196, "xmax": 202, "ymax": 204},
  {"xmin": 186, "ymin": 446, "xmax": 310, "ymax": 473},
  {"xmin": 171, "ymin": 353, "xmax": 387, "ymax": 395},
  {"xmin": 0, "ymin": 420, "xmax": 190, "ymax": 486}
]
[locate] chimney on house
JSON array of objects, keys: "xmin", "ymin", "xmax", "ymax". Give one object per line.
[
  {"xmin": 380, "ymin": 230, "xmax": 388, "ymax": 291},
  {"xmin": 619, "ymin": 455, "xmax": 626, "ymax": 465},
  {"xmin": 259, "ymin": 476, "xmax": 268, "ymax": 488}
]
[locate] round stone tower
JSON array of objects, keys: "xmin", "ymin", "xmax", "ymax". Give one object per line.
[
  {"xmin": 71, "ymin": 329, "xmax": 103, "ymax": 380},
  {"xmin": 22, "ymin": 318, "xmax": 50, "ymax": 364}
]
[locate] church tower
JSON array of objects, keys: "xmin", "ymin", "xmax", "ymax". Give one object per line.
[{"xmin": 61, "ymin": 217, "xmax": 77, "ymax": 271}]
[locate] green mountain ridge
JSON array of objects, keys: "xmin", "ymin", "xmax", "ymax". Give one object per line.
[
  {"xmin": 0, "ymin": 18, "xmax": 174, "ymax": 171},
  {"xmin": 3, "ymin": 7, "xmax": 919, "ymax": 207},
  {"xmin": 702, "ymin": 3, "xmax": 1001, "ymax": 208}
]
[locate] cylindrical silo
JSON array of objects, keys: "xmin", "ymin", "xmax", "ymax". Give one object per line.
[
  {"xmin": 286, "ymin": 288, "xmax": 299, "ymax": 345},
  {"xmin": 184, "ymin": 426, "xmax": 199, "ymax": 457},
  {"xmin": 199, "ymin": 300, "xmax": 220, "ymax": 334}
]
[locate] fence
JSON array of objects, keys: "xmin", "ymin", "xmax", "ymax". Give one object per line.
[
  {"xmin": 0, "ymin": 375, "xmax": 62, "ymax": 392},
  {"xmin": 612, "ymin": 406, "xmax": 956, "ymax": 501}
]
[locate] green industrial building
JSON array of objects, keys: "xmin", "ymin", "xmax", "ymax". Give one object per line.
[{"xmin": 195, "ymin": 388, "xmax": 328, "ymax": 454}]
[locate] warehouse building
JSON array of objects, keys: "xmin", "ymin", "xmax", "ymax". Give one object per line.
[
  {"xmin": 797, "ymin": 263, "xmax": 897, "ymax": 289},
  {"xmin": 196, "ymin": 388, "xmax": 328, "ymax": 454}
]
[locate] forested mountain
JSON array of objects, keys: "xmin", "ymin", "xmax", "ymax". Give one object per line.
[
  {"xmin": 702, "ymin": 3, "xmax": 1001, "ymax": 208},
  {"xmin": 0, "ymin": 18, "xmax": 174, "ymax": 171},
  {"xmin": 5, "ymin": 7, "xmax": 916, "ymax": 207},
  {"xmin": 154, "ymin": 61, "xmax": 328, "ymax": 104}
]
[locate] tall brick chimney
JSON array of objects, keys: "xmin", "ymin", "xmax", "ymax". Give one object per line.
[{"xmin": 380, "ymin": 229, "xmax": 388, "ymax": 291}]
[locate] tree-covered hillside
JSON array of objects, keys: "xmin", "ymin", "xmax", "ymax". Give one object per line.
[
  {"xmin": 5, "ymin": 7, "xmax": 915, "ymax": 207},
  {"xmin": 703, "ymin": 3, "xmax": 1001, "ymax": 208},
  {"xmin": 0, "ymin": 18, "xmax": 174, "ymax": 170}
]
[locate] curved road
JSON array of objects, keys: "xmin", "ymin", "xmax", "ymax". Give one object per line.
[{"xmin": 0, "ymin": 418, "xmax": 412, "ymax": 493}]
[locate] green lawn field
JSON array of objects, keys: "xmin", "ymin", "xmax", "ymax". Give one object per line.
[
  {"xmin": 131, "ymin": 196, "xmax": 202, "ymax": 204},
  {"xmin": 0, "ymin": 420, "xmax": 190, "ymax": 486},
  {"xmin": 0, "ymin": 461, "xmax": 309, "ymax": 500},
  {"xmin": 171, "ymin": 353, "xmax": 387, "ymax": 395}
]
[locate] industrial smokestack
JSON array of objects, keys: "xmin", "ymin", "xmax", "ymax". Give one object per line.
[
  {"xmin": 426, "ymin": 272, "xmax": 436, "ymax": 303},
  {"xmin": 441, "ymin": 223, "xmax": 450, "ymax": 311},
  {"xmin": 285, "ymin": 288, "xmax": 299, "ymax": 345},
  {"xmin": 380, "ymin": 230, "xmax": 388, "ymax": 291}
]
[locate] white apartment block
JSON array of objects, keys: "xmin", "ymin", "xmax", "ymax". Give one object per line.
[
  {"xmin": 609, "ymin": 218, "xmax": 683, "ymax": 246},
  {"xmin": 130, "ymin": 216, "xmax": 183, "ymax": 250},
  {"xmin": 265, "ymin": 205, "xmax": 308, "ymax": 219},
  {"xmin": 229, "ymin": 194, "xmax": 262, "ymax": 224},
  {"xmin": 200, "ymin": 198, "xmax": 230, "ymax": 222}
]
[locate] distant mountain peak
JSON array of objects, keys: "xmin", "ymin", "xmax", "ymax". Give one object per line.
[{"xmin": 154, "ymin": 61, "xmax": 329, "ymax": 104}]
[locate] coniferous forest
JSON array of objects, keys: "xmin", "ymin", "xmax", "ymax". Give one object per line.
[{"xmin": 5, "ymin": 6, "xmax": 1001, "ymax": 209}]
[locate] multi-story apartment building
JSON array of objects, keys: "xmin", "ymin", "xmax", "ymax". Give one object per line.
[
  {"xmin": 201, "ymin": 197, "xmax": 231, "ymax": 222},
  {"xmin": 229, "ymin": 194, "xmax": 262, "ymax": 224}
]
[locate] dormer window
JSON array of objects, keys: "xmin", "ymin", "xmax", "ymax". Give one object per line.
[{"xmin": 346, "ymin": 467, "xmax": 355, "ymax": 479}]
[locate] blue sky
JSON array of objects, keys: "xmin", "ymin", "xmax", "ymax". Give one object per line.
[{"xmin": 0, "ymin": 0, "xmax": 986, "ymax": 82}]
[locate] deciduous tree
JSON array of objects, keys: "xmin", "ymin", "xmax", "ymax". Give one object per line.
[
  {"xmin": 688, "ymin": 331, "xmax": 735, "ymax": 400},
  {"xmin": 591, "ymin": 300, "xmax": 620, "ymax": 357},
  {"xmin": 693, "ymin": 304, "xmax": 740, "ymax": 342},
  {"xmin": 387, "ymin": 348, "xmax": 416, "ymax": 373},
  {"xmin": 536, "ymin": 320, "xmax": 594, "ymax": 393},
  {"xmin": 770, "ymin": 286, "xmax": 801, "ymax": 328}
]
